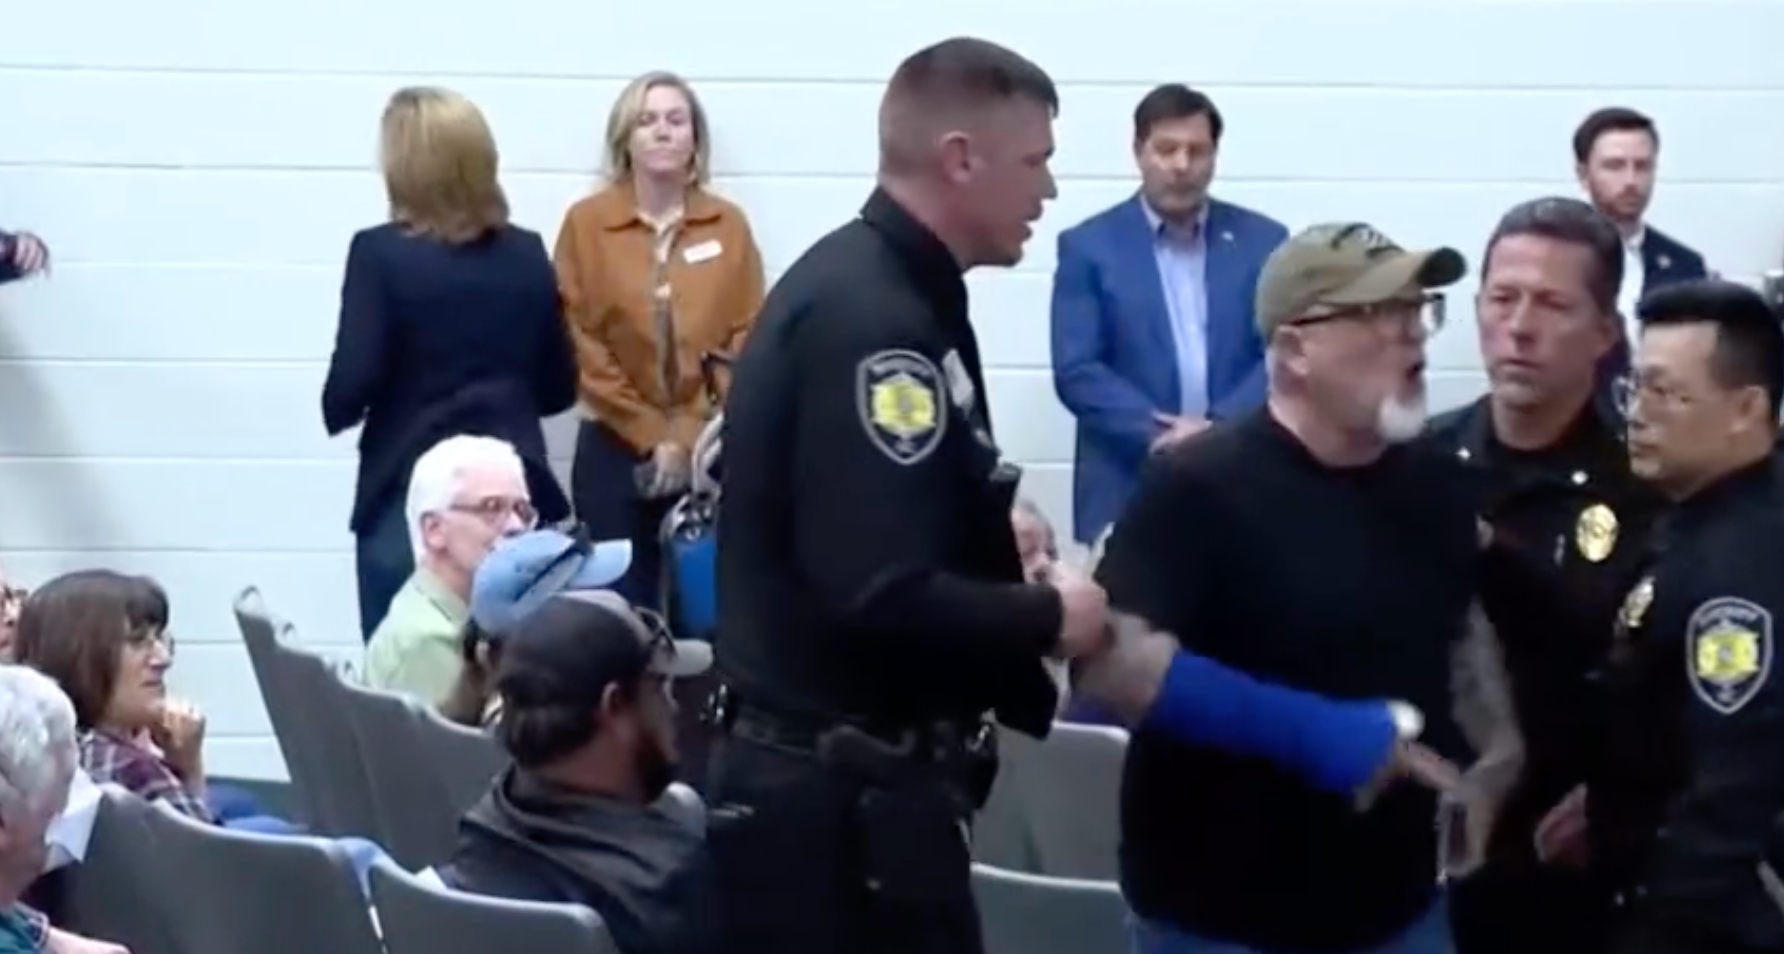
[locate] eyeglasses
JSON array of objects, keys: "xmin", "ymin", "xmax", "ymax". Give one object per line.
[
  {"xmin": 1290, "ymin": 292, "xmax": 1447, "ymax": 338},
  {"xmin": 450, "ymin": 496, "xmax": 539, "ymax": 529},
  {"xmin": 127, "ymin": 625, "xmax": 176, "ymax": 657},
  {"xmin": 1618, "ymin": 373, "xmax": 1700, "ymax": 417}
]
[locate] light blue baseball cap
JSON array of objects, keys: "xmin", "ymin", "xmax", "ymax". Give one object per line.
[{"xmin": 470, "ymin": 529, "xmax": 632, "ymax": 636}]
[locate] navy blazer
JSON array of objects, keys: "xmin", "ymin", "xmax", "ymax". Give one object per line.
[
  {"xmin": 1595, "ymin": 225, "xmax": 1710, "ymax": 415},
  {"xmin": 1049, "ymin": 195, "xmax": 1287, "ymax": 543},
  {"xmin": 320, "ymin": 223, "xmax": 579, "ymax": 534}
]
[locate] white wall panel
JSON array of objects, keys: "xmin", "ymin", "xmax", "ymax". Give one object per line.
[{"xmin": 2, "ymin": 0, "xmax": 1779, "ymax": 775}]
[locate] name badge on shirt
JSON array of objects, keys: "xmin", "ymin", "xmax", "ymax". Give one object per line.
[{"xmin": 683, "ymin": 240, "xmax": 723, "ymax": 264}]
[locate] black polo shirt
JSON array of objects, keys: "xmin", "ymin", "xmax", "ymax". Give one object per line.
[{"xmin": 1097, "ymin": 409, "xmax": 1478, "ymax": 953}]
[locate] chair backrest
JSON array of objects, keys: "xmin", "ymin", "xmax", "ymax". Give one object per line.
[
  {"xmin": 654, "ymin": 782, "xmax": 707, "ymax": 837},
  {"xmin": 140, "ymin": 801, "xmax": 384, "ymax": 954},
  {"xmin": 413, "ymin": 703, "xmax": 507, "ymax": 814},
  {"xmin": 233, "ymin": 587, "xmax": 321, "ymax": 827},
  {"xmin": 1001, "ymin": 721, "xmax": 1128, "ymax": 880},
  {"xmin": 56, "ymin": 790, "xmax": 181, "ymax": 954},
  {"xmin": 269, "ymin": 638, "xmax": 384, "ymax": 839},
  {"xmin": 338, "ymin": 680, "xmax": 467, "ymax": 868},
  {"xmin": 971, "ymin": 863, "xmax": 1129, "ymax": 954},
  {"xmin": 369, "ymin": 858, "xmax": 621, "ymax": 954}
]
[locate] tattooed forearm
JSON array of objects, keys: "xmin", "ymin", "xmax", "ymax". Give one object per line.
[{"xmin": 1452, "ymin": 601, "xmax": 1523, "ymax": 789}]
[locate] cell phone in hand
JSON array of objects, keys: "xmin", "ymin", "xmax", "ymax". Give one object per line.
[{"xmin": 1436, "ymin": 798, "xmax": 1472, "ymax": 879}]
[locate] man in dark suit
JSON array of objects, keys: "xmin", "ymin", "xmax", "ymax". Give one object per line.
[
  {"xmin": 1049, "ymin": 85, "xmax": 1287, "ymax": 545},
  {"xmin": 1572, "ymin": 106, "xmax": 1709, "ymax": 413}
]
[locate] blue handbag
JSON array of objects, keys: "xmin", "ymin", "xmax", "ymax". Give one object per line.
[
  {"xmin": 658, "ymin": 351, "xmax": 732, "ymax": 641},
  {"xmin": 662, "ymin": 486, "xmax": 719, "ymax": 641}
]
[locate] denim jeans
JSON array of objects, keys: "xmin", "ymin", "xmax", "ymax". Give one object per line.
[{"xmin": 1133, "ymin": 896, "xmax": 1454, "ymax": 954}]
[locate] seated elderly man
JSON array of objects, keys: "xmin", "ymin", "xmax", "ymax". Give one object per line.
[
  {"xmin": 439, "ymin": 590, "xmax": 719, "ymax": 954},
  {"xmin": 364, "ymin": 435, "xmax": 537, "ymax": 705},
  {"xmin": 0, "ymin": 665, "xmax": 125, "ymax": 954}
]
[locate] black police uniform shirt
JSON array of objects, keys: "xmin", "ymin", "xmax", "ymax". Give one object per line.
[
  {"xmin": 1424, "ymin": 397, "xmax": 1663, "ymax": 858},
  {"xmin": 1097, "ymin": 408, "xmax": 1479, "ymax": 954},
  {"xmin": 1592, "ymin": 458, "xmax": 1784, "ymax": 954},
  {"xmin": 713, "ymin": 188, "xmax": 1059, "ymax": 735}
]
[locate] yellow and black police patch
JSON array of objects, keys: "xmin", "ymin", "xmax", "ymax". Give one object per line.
[
  {"xmin": 1686, "ymin": 596, "xmax": 1773, "ymax": 716},
  {"xmin": 856, "ymin": 349, "xmax": 946, "ymax": 466}
]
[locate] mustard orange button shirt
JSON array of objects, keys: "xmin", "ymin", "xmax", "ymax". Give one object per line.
[{"xmin": 554, "ymin": 183, "xmax": 766, "ymax": 454}]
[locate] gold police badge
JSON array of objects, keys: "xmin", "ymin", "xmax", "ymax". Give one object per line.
[{"xmin": 1575, "ymin": 503, "xmax": 1618, "ymax": 563}]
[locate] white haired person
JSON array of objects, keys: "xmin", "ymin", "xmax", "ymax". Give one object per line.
[
  {"xmin": 0, "ymin": 565, "xmax": 21, "ymax": 662},
  {"xmin": 0, "ymin": 666, "xmax": 76, "ymax": 954},
  {"xmin": 364, "ymin": 435, "xmax": 537, "ymax": 706}
]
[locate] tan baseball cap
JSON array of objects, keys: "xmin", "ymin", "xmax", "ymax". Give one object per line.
[{"xmin": 1255, "ymin": 222, "xmax": 1468, "ymax": 337}]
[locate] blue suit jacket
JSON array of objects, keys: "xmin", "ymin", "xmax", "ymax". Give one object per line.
[
  {"xmin": 1595, "ymin": 225, "xmax": 1710, "ymax": 414},
  {"xmin": 1050, "ymin": 195, "xmax": 1287, "ymax": 543}
]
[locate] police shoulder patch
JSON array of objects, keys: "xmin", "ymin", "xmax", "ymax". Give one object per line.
[
  {"xmin": 1686, "ymin": 595, "xmax": 1774, "ymax": 716},
  {"xmin": 856, "ymin": 349, "xmax": 946, "ymax": 466}
]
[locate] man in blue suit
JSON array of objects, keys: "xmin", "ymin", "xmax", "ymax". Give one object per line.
[
  {"xmin": 1572, "ymin": 106, "xmax": 1709, "ymax": 413},
  {"xmin": 1050, "ymin": 84, "xmax": 1286, "ymax": 544}
]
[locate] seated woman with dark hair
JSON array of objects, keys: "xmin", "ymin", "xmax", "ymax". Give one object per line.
[{"xmin": 13, "ymin": 570, "xmax": 385, "ymax": 881}]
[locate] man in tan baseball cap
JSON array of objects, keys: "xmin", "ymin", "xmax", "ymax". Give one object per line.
[{"xmin": 1256, "ymin": 222, "xmax": 1467, "ymax": 446}]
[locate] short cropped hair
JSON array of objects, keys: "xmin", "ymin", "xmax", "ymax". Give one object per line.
[
  {"xmin": 0, "ymin": 665, "xmax": 77, "ymax": 823},
  {"xmin": 1573, "ymin": 107, "xmax": 1658, "ymax": 164},
  {"xmin": 380, "ymin": 86, "xmax": 510, "ymax": 244},
  {"xmin": 878, "ymin": 37, "xmax": 1058, "ymax": 171},
  {"xmin": 602, "ymin": 71, "xmax": 713, "ymax": 186},
  {"xmin": 1638, "ymin": 279, "xmax": 1784, "ymax": 418},
  {"xmin": 1482, "ymin": 197, "xmax": 1624, "ymax": 315},
  {"xmin": 1133, "ymin": 84, "xmax": 1224, "ymax": 144},
  {"xmin": 404, "ymin": 435, "xmax": 526, "ymax": 560}
]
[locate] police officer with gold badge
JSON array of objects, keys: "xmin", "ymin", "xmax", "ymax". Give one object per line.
[
  {"xmin": 1535, "ymin": 279, "xmax": 1784, "ymax": 954},
  {"xmin": 702, "ymin": 40, "xmax": 1119, "ymax": 954},
  {"xmin": 1426, "ymin": 199, "xmax": 1667, "ymax": 954}
]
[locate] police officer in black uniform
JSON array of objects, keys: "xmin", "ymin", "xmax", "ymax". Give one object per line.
[
  {"xmin": 703, "ymin": 39, "xmax": 1112, "ymax": 954},
  {"xmin": 1430, "ymin": 198, "xmax": 1666, "ymax": 954},
  {"xmin": 1569, "ymin": 279, "xmax": 1784, "ymax": 954}
]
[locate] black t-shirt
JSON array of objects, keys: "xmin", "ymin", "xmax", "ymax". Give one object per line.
[{"xmin": 1097, "ymin": 410, "xmax": 1478, "ymax": 953}]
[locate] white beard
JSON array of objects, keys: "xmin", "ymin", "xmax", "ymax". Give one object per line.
[{"xmin": 1375, "ymin": 392, "xmax": 1428, "ymax": 444}]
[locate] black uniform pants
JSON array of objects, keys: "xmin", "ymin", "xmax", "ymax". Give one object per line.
[
  {"xmin": 1450, "ymin": 858, "xmax": 1610, "ymax": 954},
  {"xmin": 704, "ymin": 730, "xmax": 983, "ymax": 954}
]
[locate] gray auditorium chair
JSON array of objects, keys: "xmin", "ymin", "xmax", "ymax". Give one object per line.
[
  {"xmin": 655, "ymin": 781, "xmax": 706, "ymax": 836},
  {"xmin": 413, "ymin": 703, "xmax": 507, "ymax": 812},
  {"xmin": 57, "ymin": 790, "xmax": 180, "ymax": 954},
  {"xmin": 994, "ymin": 721, "xmax": 1129, "ymax": 880},
  {"xmin": 972, "ymin": 863, "xmax": 1129, "ymax": 954},
  {"xmin": 369, "ymin": 858, "xmax": 620, "ymax": 954},
  {"xmin": 338, "ymin": 680, "xmax": 470, "ymax": 868},
  {"xmin": 234, "ymin": 587, "xmax": 382, "ymax": 839},
  {"xmin": 232, "ymin": 587, "xmax": 323, "ymax": 828},
  {"xmin": 140, "ymin": 801, "xmax": 383, "ymax": 954}
]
